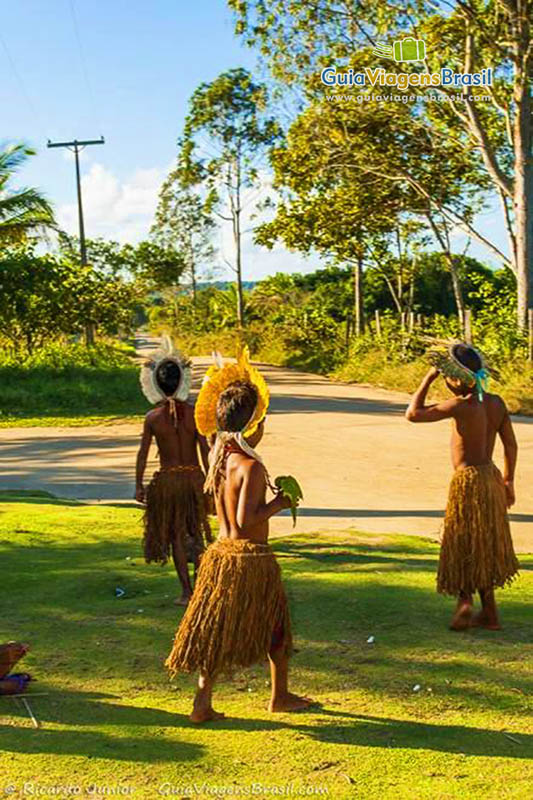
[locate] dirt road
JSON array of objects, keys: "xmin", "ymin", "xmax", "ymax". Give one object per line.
[{"xmin": 1, "ymin": 335, "xmax": 532, "ymax": 551}]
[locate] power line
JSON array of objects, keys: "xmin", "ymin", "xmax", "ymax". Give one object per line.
[
  {"xmin": 68, "ymin": 0, "xmax": 101, "ymax": 132},
  {"xmin": 0, "ymin": 30, "xmax": 48, "ymax": 139}
]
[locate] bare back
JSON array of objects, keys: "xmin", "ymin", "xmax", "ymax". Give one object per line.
[
  {"xmin": 147, "ymin": 402, "xmax": 201, "ymax": 468},
  {"xmin": 215, "ymin": 454, "xmax": 270, "ymax": 543},
  {"xmin": 451, "ymin": 392, "xmax": 507, "ymax": 469}
]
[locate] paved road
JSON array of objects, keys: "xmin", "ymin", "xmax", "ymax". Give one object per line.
[{"xmin": 1, "ymin": 335, "xmax": 533, "ymax": 552}]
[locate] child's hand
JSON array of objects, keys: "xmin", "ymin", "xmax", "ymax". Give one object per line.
[
  {"xmin": 135, "ymin": 485, "xmax": 146, "ymax": 504},
  {"xmin": 426, "ymin": 367, "xmax": 440, "ymax": 382},
  {"xmin": 504, "ymin": 480, "xmax": 515, "ymax": 508},
  {"xmin": 277, "ymin": 492, "xmax": 294, "ymax": 510}
]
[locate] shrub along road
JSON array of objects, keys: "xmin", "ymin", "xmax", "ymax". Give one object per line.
[{"xmin": 1, "ymin": 335, "xmax": 533, "ymax": 552}]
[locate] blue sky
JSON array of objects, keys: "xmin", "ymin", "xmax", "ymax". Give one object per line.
[
  {"xmin": 3, "ymin": 0, "xmax": 508, "ymax": 278},
  {"xmin": 2, "ymin": 0, "xmax": 319, "ymax": 278}
]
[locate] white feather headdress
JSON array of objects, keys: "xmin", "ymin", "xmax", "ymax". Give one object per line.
[{"xmin": 139, "ymin": 335, "xmax": 192, "ymax": 405}]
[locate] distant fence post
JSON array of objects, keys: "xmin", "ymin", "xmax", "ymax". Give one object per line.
[
  {"xmin": 375, "ymin": 309, "xmax": 381, "ymax": 338},
  {"xmin": 464, "ymin": 309, "xmax": 473, "ymax": 344},
  {"xmin": 529, "ymin": 308, "xmax": 533, "ymax": 362}
]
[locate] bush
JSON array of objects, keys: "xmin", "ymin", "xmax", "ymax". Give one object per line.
[
  {"xmin": 0, "ymin": 339, "xmax": 147, "ymax": 423},
  {"xmin": 0, "ymin": 339, "xmax": 135, "ymax": 370}
]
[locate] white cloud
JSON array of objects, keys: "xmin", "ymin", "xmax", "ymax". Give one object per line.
[
  {"xmin": 56, "ymin": 162, "xmax": 323, "ymax": 279},
  {"xmin": 56, "ymin": 162, "xmax": 167, "ymax": 244}
]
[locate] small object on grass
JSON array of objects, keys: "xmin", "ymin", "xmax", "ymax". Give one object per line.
[
  {"xmin": 125, "ymin": 557, "xmax": 131, "ymax": 561},
  {"xmin": 274, "ymin": 475, "xmax": 303, "ymax": 526},
  {"xmin": 413, "ymin": 684, "xmax": 421, "ymax": 692},
  {"xmin": 367, "ymin": 635, "xmax": 375, "ymax": 644},
  {"xmin": 21, "ymin": 697, "xmax": 39, "ymax": 728},
  {"xmin": 137, "ymin": 609, "xmax": 144, "ymax": 613},
  {"xmin": 504, "ymin": 733, "xmax": 520, "ymax": 745},
  {"xmin": 115, "ymin": 587, "xmax": 126, "ymax": 599}
]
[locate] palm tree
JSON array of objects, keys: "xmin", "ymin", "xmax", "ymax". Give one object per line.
[{"xmin": 0, "ymin": 143, "xmax": 55, "ymax": 246}]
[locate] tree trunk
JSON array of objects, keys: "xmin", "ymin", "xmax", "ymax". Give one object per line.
[
  {"xmin": 84, "ymin": 322, "xmax": 95, "ymax": 347},
  {"xmin": 234, "ymin": 209, "xmax": 244, "ymax": 327},
  {"xmin": 233, "ymin": 157, "xmax": 244, "ymax": 328},
  {"xmin": 425, "ymin": 211, "xmax": 465, "ymax": 330},
  {"xmin": 446, "ymin": 254, "xmax": 466, "ymax": 332},
  {"xmin": 514, "ymin": 78, "xmax": 532, "ymax": 330},
  {"xmin": 191, "ymin": 259, "xmax": 197, "ymax": 307},
  {"xmin": 354, "ymin": 256, "xmax": 364, "ymax": 335}
]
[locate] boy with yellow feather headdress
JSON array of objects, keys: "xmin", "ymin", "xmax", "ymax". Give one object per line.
[
  {"xmin": 406, "ymin": 341, "xmax": 519, "ymax": 631},
  {"xmin": 136, "ymin": 336, "xmax": 213, "ymax": 605},
  {"xmin": 165, "ymin": 348, "xmax": 312, "ymax": 723}
]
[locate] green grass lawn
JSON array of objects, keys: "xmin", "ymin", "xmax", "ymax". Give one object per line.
[
  {"xmin": 0, "ymin": 497, "xmax": 531, "ymax": 799},
  {"xmin": 0, "ymin": 364, "xmax": 149, "ymax": 428}
]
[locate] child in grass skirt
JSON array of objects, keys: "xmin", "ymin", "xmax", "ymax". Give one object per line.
[
  {"xmin": 165, "ymin": 349, "xmax": 312, "ymax": 722},
  {"xmin": 406, "ymin": 342, "xmax": 519, "ymax": 630},
  {"xmin": 136, "ymin": 337, "xmax": 212, "ymax": 605}
]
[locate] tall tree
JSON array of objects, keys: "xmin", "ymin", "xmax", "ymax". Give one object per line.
[
  {"xmin": 229, "ymin": 0, "xmax": 533, "ymax": 330},
  {"xmin": 58, "ymin": 233, "xmax": 186, "ymax": 291},
  {"xmin": 178, "ymin": 68, "xmax": 280, "ymax": 326},
  {"xmin": 0, "ymin": 144, "xmax": 55, "ymax": 247},
  {"xmin": 152, "ymin": 176, "xmax": 215, "ymax": 305}
]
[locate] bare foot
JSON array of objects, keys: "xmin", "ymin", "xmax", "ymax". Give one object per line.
[
  {"xmin": 450, "ymin": 602, "xmax": 473, "ymax": 631},
  {"xmin": 471, "ymin": 610, "xmax": 501, "ymax": 630},
  {"xmin": 174, "ymin": 595, "xmax": 191, "ymax": 607},
  {"xmin": 189, "ymin": 706, "xmax": 226, "ymax": 723},
  {"xmin": 268, "ymin": 692, "xmax": 315, "ymax": 713}
]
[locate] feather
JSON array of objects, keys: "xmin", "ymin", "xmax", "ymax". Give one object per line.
[{"xmin": 139, "ymin": 336, "xmax": 193, "ymax": 405}]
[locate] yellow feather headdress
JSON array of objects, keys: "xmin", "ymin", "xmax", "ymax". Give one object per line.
[{"xmin": 195, "ymin": 346, "xmax": 270, "ymax": 437}]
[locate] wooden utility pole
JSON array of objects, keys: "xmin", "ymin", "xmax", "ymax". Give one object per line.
[
  {"xmin": 47, "ymin": 137, "xmax": 105, "ymax": 345},
  {"xmin": 47, "ymin": 137, "xmax": 104, "ymax": 265}
]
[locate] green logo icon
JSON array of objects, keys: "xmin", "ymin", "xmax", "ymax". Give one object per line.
[{"xmin": 373, "ymin": 37, "xmax": 426, "ymax": 62}]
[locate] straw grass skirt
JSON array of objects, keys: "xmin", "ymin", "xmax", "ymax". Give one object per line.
[
  {"xmin": 437, "ymin": 463, "xmax": 519, "ymax": 596},
  {"xmin": 166, "ymin": 538, "xmax": 292, "ymax": 676},
  {"xmin": 143, "ymin": 466, "xmax": 212, "ymax": 565}
]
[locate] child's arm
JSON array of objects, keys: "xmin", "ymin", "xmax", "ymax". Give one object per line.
[
  {"xmin": 236, "ymin": 461, "xmax": 291, "ymax": 532},
  {"xmin": 135, "ymin": 419, "xmax": 153, "ymax": 503},
  {"xmin": 498, "ymin": 404, "xmax": 518, "ymax": 507},
  {"xmin": 405, "ymin": 368, "xmax": 462, "ymax": 423},
  {"xmin": 197, "ymin": 433, "xmax": 210, "ymax": 475}
]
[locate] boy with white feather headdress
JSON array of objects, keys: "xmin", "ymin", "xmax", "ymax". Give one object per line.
[{"xmin": 136, "ymin": 336, "xmax": 212, "ymax": 605}]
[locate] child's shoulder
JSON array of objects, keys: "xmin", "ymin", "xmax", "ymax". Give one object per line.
[
  {"xmin": 485, "ymin": 392, "xmax": 506, "ymax": 409},
  {"xmin": 144, "ymin": 405, "xmax": 162, "ymax": 423},
  {"xmin": 240, "ymin": 457, "xmax": 266, "ymax": 482}
]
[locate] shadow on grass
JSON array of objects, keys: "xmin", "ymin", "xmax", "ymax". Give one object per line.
[
  {"xmin": 0, "ymin": 515, "xmax": 532, "ymax": 762},
  {"xmin": 214, "ymin": 710, "xmax": 533, "ymax": 759},
  {"xmin": 0, "ymin": 687, "xmax": 203, "ymax": 763},
  {"xmin": 1, "ymin": 691, "xmax": 530, "ymax": 762}
]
